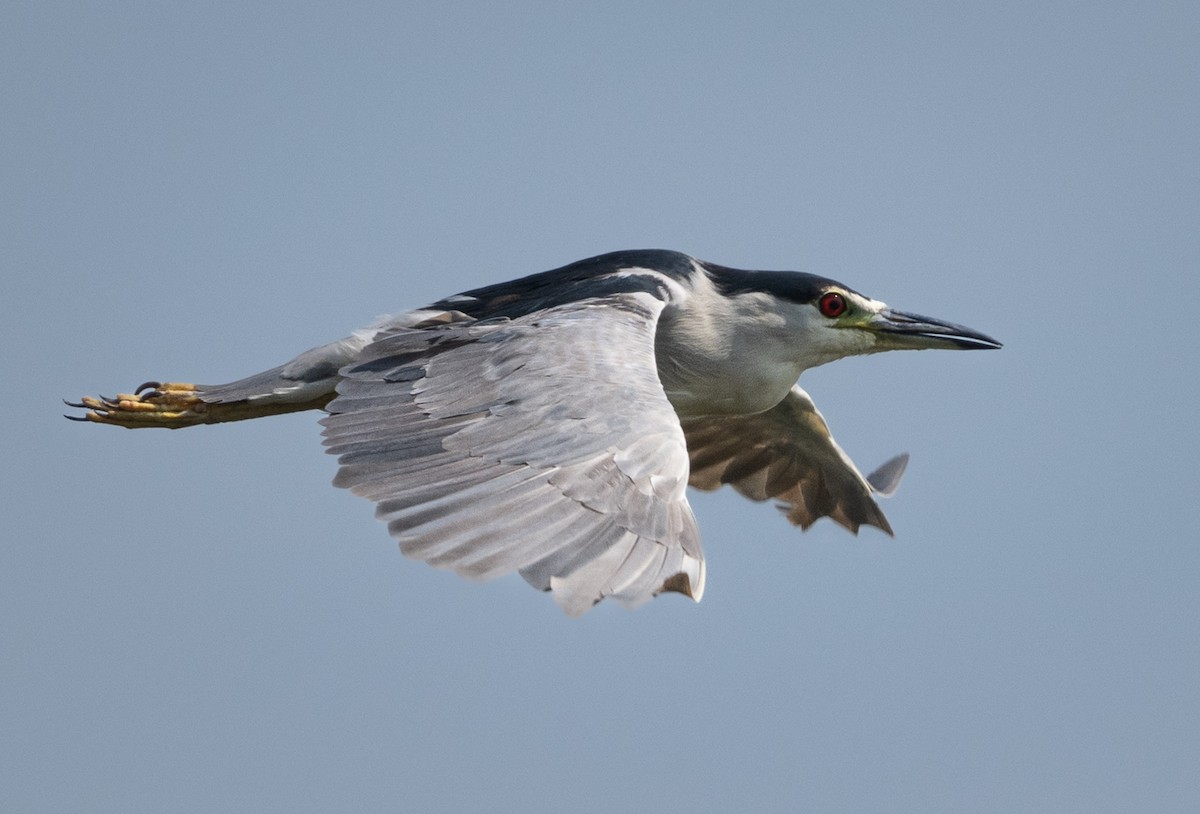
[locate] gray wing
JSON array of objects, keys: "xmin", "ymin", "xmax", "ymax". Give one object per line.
[
  {"xmin": 681, "ymin": 386, "xmax": 905, "ymax": 535},
  {"xmin": 320, "ymin": 291, "xmax": 704, "ymax": 615}
]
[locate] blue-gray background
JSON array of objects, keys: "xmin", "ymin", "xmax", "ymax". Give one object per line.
[{"xmin": 3, "ymin": 2, "xmax": 1197, "ymax": 811}]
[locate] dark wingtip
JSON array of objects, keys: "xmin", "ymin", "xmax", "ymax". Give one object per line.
[
  {"xmin": 862, "ymin": 504, "xmax": 895, "ymax": 537},
  {"xmin": 659, "ymin": 571, "xmax": 699, "ymax": 600}
]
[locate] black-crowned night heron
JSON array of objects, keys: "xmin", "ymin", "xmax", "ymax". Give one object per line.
[{"xmin": 69, "ymin": 249, "xmax": 1001, "ymax": 615}]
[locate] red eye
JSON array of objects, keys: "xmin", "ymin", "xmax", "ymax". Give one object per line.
[{"xmin": 818, "ymin": 291, "xmax": 847, "ymax": 318}]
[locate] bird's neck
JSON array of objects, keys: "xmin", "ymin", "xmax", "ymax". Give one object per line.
[{"xmin": 655, "ymin": 277, "xmax": 813, "ymax": 416}]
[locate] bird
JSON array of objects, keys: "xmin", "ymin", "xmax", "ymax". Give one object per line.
[{"xmin": 67, "ymin": 249, "xmax": 1001, "ymax": 615}]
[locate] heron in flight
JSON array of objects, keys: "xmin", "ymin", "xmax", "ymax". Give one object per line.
[{"xmin": 68, "ymin": 249, "xmax": 1000, "ymax": 615}]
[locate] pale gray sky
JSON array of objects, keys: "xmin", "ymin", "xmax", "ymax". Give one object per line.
[{"xmin": 3, "ymin": 2, "xmax": 1198, "ymax": 812}]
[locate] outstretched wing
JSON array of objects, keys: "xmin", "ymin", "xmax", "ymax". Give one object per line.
[
  {"xmin": 321, "ymin": 290, "xmax": 704, "ymax": 615},
  {"xmin": 681, "ymin": 386, "xmax": 904, "ymax": 535}
]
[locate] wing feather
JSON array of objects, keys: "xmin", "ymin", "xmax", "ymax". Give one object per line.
[
  {"xmin": 681, "ymin": 386, "xmax": 900, "ymax": 535},
  {"xmin": 321, "ymin": 289, "xmax": 705, "ymax": 614}
]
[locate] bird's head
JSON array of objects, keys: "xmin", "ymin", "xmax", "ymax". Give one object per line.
[
  {"xmin": 801, "ymin": 283, "xmax": 1002, "ymax": 358},
  {"xmin": 705, "ymin": 264, "xmax": 1002, "ymax": 375}
]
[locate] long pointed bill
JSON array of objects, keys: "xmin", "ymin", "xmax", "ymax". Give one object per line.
[{"xmin": 868, "ymin": 309, "xmax": 1002, "ymax": 351}]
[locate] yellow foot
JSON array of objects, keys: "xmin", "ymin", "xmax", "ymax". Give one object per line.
[{"xmin": 65, "ymin": 381, "xmax": 210, "ymax": 428}]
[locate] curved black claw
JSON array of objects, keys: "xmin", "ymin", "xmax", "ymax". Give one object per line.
[
  {"xmin": 63, "ymin": 414, "xmax": 89, "ymax": 422},
  {"xmin": 136, "ymin": 381, "xmax": 162, "ymax": 394},
  {"xmin": 63, "ymin": 399, "xmax": 86, "ymax": 409}
]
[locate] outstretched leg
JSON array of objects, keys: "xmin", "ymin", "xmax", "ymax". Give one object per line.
[
  {"xmin": 65, "ymin": 334, "xmax": 371, "ymax": 429},
  {"xmin": 66, "ymin": 379, "xmax": 335, "ymax": 428},
  {"xmin": 64, "ymin": 312, "xmax": 467, "ymax": 429}
]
